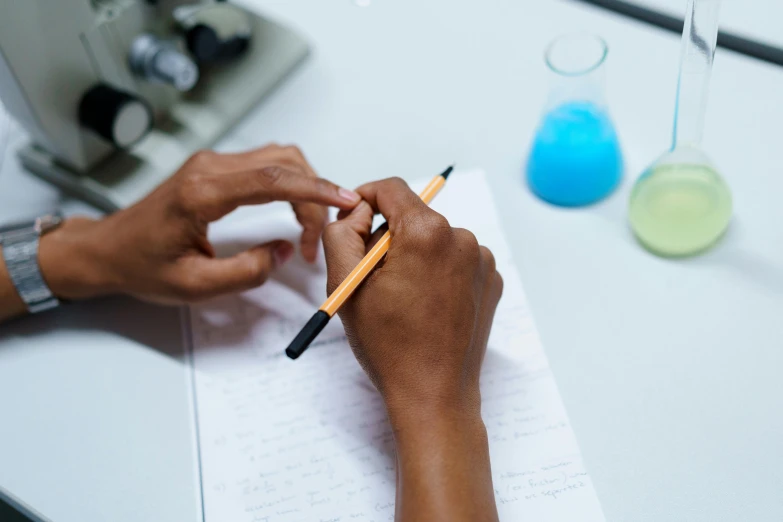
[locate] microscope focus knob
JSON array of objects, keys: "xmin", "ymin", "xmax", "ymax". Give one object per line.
[
  {"xmin": 78, "ymin": 84, "xmax": 153, "ymax": 149},
  {"xmin": 174, "ymin": 5, "xmax": 251, "ymax": 64},
  {"xmin": 129, "ymin": 34, "xmax": 200, "ymax": 92}
]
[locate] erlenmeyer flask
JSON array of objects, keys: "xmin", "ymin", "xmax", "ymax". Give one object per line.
[
  {"xmin": 526, "ymin": 34, "xmax": 623, "ymax": 207},
  {"xmin": 629, "ymin": 0, "xmax": 732, "ymax": 257}
]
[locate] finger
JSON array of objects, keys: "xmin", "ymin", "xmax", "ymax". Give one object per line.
[
  {"xmin": 279, "ymin": 144, "xmax": 320, "ymax": 180},
  {"xmin": 189, "ymin": 168, "xmax": 361, "ymax": 222},
  {"xmin": 354, "ymin": 177, "xmax": 436, "ymax": 233},
  {"xmin": 492, "ymin": 271, "xmax": 505, "ymax": 303},
  {"xmin": 479, "ymin": 245, "xmax": 496, "ymax": 281},
  {"xmin": 338, "ymin": 208, "xmax": 387, "ymax": 253},
  {"xmin": 289, "ymin": 147, "xmax": 327, "ymax": 263},
  {"xmin": 366, "ymin": 223, "xmax": 389, "ymax": 253},
  {"xmin": 291, "ymin": 201, "xmax": 328, "ymax": 263},
  {"xmin": 179, "ymin": 241, "xmax": 295, "ymax": 300},
  {"xmin": 182, "ymin": 149, "xmax": 304, "ymax": 177},
  {"xmin": 211, "ymin": 145, "xmax": 316, "ymax": 177},
  {"xmin": 323, "ymin": 201, "xmax": 375, "ymax": 294},
  {"xmin": 471, "ymin": 269, "xmax": 503, "ymax": 386},
  {"xmin": 477, "ymin": 245, "xmax": 502, "ymax": 308},
  {"xmin": 478, "ymin": 270, "xmax": 503, "ymax": 346}
]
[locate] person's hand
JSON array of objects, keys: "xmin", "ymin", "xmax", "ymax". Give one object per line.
[
  {"xmin": 37, "ymin": 144, "xmax": 361, "ymax": 305},
  {"xmin": 324, "ymin": 177, "xmax": 503, "ymax": 417},
  {"xmin": 323, "ymin": 177, "xmax": 503, "ymax": 521}
]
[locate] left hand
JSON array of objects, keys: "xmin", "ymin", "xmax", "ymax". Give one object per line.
[{"xmin": 38, "ymin": 144, "xmax": 361, "ymax": 304}]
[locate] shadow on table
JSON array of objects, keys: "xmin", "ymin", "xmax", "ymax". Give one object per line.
[
  {"xmin": 0, "ymin": 294, "xmax": 187, "ymax": 360},
  {"xmin": 189, "ymin": 237, "xmax": 329, "ymax": 354},
  {"xmin": 584, "ymin": 193, "xmax": 783, "ymax": 295},
  {"xmin": 683, "ymin": 222, "xmax": 783, "ymax": 296},
  {"xmin": 214, "ymin": 236, "xmax": 326, "ymax": 300},
  {"xmin": 0, "ymin": 231, "xmax": 324, "ymax": 362},
  {"xmin": 188, "ymin": 293, "xmax": 274, "ymax": 352}
]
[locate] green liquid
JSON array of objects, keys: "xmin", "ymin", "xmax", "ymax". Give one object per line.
[{"xmin": 629, "ymin": 163, "xmax": 732, "ymax": 257}]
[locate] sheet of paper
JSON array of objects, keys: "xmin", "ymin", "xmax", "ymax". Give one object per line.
[{"xmin": 188, "ymin": 170, "xmax": 606, "ymax": 522}]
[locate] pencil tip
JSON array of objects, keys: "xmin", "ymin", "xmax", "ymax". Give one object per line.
[{"xmin": 441, "ymin": 165, "xmax": 454, "ymax": 180}]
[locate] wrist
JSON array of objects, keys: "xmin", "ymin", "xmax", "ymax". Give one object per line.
[
  {"xmin": 388, "ymin": 398, "xmax": 486, "ymax": 448},
  {"xmin": 38, "ymin": 217, "xmax": 118, "ymax": 301},
  {"xmin": 384, "ymin": 382, "xmax": 483, "ymax": 430},
  {"xmin": 388, "ymin": 395, "xmax": 498, "ymax": 522}
]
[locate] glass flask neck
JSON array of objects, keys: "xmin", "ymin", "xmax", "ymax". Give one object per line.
[
  {"xmin": 672, "ymin": 0, "xmax": 721, "ymax": 150},
  {"xmin": 544, "ymin": 34, "xmax": 609, "ymax": 111},
  {"xmin": 547, "ymin": 66, "xmax": 606, "ymax": 111}
]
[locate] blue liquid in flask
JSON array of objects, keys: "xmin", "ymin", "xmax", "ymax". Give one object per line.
[{"xmin": 526, "ymin": 101, "xmax": 623, "ymax": 207}]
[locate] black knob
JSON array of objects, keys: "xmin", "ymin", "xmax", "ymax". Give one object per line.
[
  {"xmin": 176, "ymin": 5, "xmax": 251, "ymax": 64},
  {"xmin": 186, "ymin": 24, "xmax": 222, "ymax": 63},
  {"xmin": 78, "ymin": 84, "xmax": 153, "ymax": 149}
]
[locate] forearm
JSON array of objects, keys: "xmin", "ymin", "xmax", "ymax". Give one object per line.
[
  {"xmin": 390, "ymin": 406, "xmax": 499, "ymax": 522},
  {"xmin": 0, "ymin": 217, "xmax": 112, "ymax": 323}
]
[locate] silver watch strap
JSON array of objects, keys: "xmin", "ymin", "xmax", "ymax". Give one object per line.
[{"xmin": 2, "ymin": 227, "xmax": 60, "ymax": 313}]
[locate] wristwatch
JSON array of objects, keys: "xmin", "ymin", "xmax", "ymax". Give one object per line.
[{"xmin": 0, "ymin": 214, "xmax": 64, "ymax": 313}]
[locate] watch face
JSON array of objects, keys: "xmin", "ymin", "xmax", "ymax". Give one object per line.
[{"xmin": 36, "ymin": 214, "xmax": 64, "ymax": 235}]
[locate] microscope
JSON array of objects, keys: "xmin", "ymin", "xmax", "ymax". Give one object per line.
[{"xmin": 0, "ymin": 0, "xmax": 310, "ymax": 211}]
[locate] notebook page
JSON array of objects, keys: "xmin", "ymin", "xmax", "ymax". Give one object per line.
[{"xmin": 188, "ymin": 170, "xmax": 606, "ymax": 522}]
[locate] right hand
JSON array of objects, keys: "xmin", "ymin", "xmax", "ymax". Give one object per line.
[{"xmin": 323, "ymin": 177, "xmax": 503, "ymax": 421}]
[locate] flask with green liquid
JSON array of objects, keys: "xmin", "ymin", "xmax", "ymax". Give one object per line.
[{"xmin": 629, "ymin": 0, "xmax": 732, "ymax": 257}]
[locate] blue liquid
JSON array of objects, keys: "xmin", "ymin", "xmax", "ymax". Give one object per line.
[{"xmin": 526, "ymin": 101, "xmax": 623, "ymax": 207}]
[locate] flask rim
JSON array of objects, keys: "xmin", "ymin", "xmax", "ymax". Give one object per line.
[{"xmin": 545, "ymin": 33, "xmax": 609, "ymax": 77}]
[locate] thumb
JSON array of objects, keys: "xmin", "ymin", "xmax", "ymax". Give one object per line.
[
  {"xmin": 190, "ymin": 240, "xmax": 295, "ymax": 298},
  {"xmin": 323, "ymin": 200, "xmax": 374, "ymax": 294}
]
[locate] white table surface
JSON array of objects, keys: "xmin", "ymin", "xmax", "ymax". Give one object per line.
[{"xmin": 1, "ymin": 1, "xmax": 782, "ymax": 521}]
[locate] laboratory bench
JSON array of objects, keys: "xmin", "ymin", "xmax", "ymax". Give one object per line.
[{"xmin": 1, "ymin": 1, "xmax": 782, "ymax": 521}]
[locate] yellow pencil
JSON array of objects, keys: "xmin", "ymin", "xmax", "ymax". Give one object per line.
[{"xmin": 286, "ymin": 166, "xmax": 453, "ymax": 359}]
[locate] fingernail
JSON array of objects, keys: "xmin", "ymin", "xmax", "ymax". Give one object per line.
[
  {"xmin": 339, "ymin": 187, "xmax": 361, "ymax": 203},
  {"xmin": 274, "ymin": 243, "xmax": 295, "ymax": 267}
]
